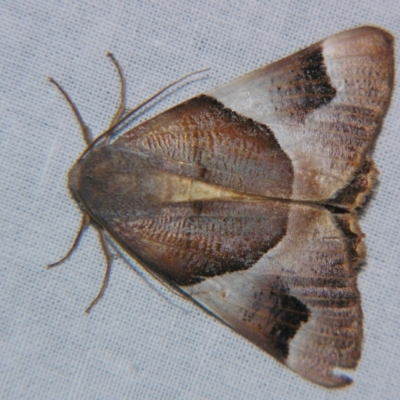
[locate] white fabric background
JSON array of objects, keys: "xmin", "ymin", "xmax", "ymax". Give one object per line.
[{"xmin": 1, "ymin": 1, "xmax": 399, "ymax": 399}]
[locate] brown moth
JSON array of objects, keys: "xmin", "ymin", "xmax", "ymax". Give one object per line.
[{"xmin": 49, "ymin": 26, "xmax": 394, "ymax": 388}]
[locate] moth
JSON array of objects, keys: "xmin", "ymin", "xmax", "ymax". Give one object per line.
[{"xmin": 49, "ymin": 26, "xmax": 394, "ymax": 388}]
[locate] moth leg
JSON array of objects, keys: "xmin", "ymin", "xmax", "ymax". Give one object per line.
[
  {"xmin": 48, "ymin": 77, "xmax": 93, "ymax": 145},
  {"xmin": 48, "ymin": 213, "xmax": 91, "ymax": 268},
  {"xmin": 85, "ymin": 230, "xmax": 113, "ymax": 313}
]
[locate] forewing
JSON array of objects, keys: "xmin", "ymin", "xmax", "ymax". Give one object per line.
[
  {"xmin": 76, "ymin": 152, "xmax": 364, "ymax": 387},
  {"xmin": 207, "ymin": 26, "xmax": 394, "ymax": 203},
  {"xmin": 116, "ymin": 95, "xmax": 295, "ymax": 200},
  {"xmin": 184, "ymin": 204, "xmax": 364, "ymax": 388},
  {"xmin": 99, "ymin": 198, "xmax": 290, "ymax": 286}
]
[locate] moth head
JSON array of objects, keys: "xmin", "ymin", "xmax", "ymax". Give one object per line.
[{"xmin": 68, "ymin": 157, "xmax": 87, "ymax": 214}]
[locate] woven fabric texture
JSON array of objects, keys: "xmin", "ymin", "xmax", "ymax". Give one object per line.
[{"xmin": 1, "ymin": 1, "xmax": 399, "ymax": 399}]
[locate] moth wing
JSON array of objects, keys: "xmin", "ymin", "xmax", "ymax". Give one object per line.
[
  {"xmin": 116, "ymin": 95, "xmax": 295, "ymax": 201},
  {"xmin": 208, "ymin": 26, "xmax": 394, "ymax": 203},
  {"xmin": 96, "ymin": 197, "xmax": 291, "ymax": 286},
  {"xmin": 183, "ymin": 204, "xmax": 364, "ymax": 388},
  {"xmin": 78, "ymin": 164, "xmax": 363, "ymax": 387}
]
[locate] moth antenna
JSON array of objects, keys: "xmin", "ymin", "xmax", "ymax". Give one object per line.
[
  {"xmin": 85, "ymin": 230, "xmax": 113, "ymax": 313},
  {"xmin": 106, "ymin": 52, "xmax": 127, "ymax": 137},
  {"xmin": 47, "ymin": 213, "xmax": 91, "ymax": 269},
  {"xmin": 134, "ymin": 262, "xmax": 189, "ymax": 302},
  {"xmin": 82, "ymin": 66, "xmax": 210, "ymax": 157},
  {"xmin": 48, "ymin": 77, "xmax": 93, "ymax": 145}
]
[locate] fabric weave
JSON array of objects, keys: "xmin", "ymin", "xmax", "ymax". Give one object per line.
[{"xmin": 1, "ymin": 1, "xmax": 399, "ymax": 399}]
